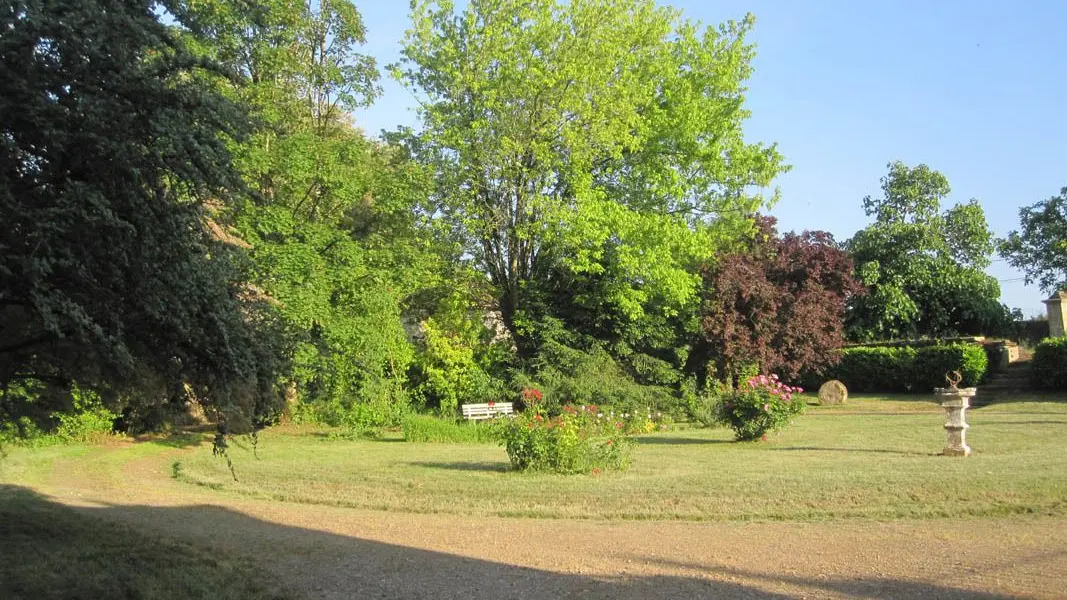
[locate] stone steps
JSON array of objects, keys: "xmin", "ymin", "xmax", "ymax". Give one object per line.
[{"xmin": 974, "ymin": 360, "xmax": 1033, "ymax": 406}]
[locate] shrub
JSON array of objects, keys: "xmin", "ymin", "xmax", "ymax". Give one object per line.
[
  {"xmin": 496, "ymin": 400, "xmax": 633, "ymax": 474},
  {"xmin": 0, "ymin": 382, "xmax": 116, "ymax": 446},
  {"xmin": 54, "ymin": 385, "xmax": 117, "ymax": 442},
  {"xmin": 715, "ymin": 374, "xmax": 805, "ymax": 441},
  {"xmin": 815, "ymin": 343, "xmax": 987, "ymax": 393},
  {"xmin": 291, "ymin": 395, "xmax": 411, "ymax": 436},
  {"xmin": 914, "ymin": 345, "xmax": 987, "ymax": 389},
  {"xmin": 401, "ymin": 414, "xmax": 498, "ymax": 443},
  {"xmin": 517, "ymin": 343, "xmax": 682, "ymax": 419},
  {"xmin": 1032, "ymin": 337, "xmax": 1067, "ymax": 390}
]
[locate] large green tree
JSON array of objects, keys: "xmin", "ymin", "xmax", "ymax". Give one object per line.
[
  {"xmin": 0, "ymin": 0, "xmax": 286, "ymax": 431},
  {"xmin": 394, "ymin": 0, "xmax": 786, "ymax": 355},
  {"xmin": 846, "ymin": 162, "xmax": 1015, "ymax": 340},
  {"xmin": 167, "ymin": 0, "xmax": 456, "ymax": 413},
  {"xmin": 1000, "ymin": 186, "xmax": 1067, "ymax": 295}
]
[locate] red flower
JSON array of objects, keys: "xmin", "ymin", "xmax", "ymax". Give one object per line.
[
  {"xmin": 488, "ymin": 401, "xmax": 495, "ymax": 407},
  {"xmin": 534, "ymin": 414, "xmax": 543, "ymax": 421},
  {"xmin": 615, "ymin": 422, "xmax": 622, "ymax": 429},
  {"xmin": 606, "ymin": 439, "xmax": 613, "ymax": 446}
]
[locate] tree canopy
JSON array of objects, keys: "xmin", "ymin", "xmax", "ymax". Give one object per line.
[
  {"xmin": 845, "ymin": 162, "xmax": 1014, "ymax": 340},
  {"xmin": 0, "ymin": 0, "xmax": 286, "ymax": 431},
  {"xmin": 698, "ymin": 217, "xmax": 863, "ymax": 383},
  {"xmin": 1000, "ymin": 186, "xmax": 1067, "ymax": 295},
  {"xmin": 394, "ymin": 0, "xmax": 786, "ymax": 355}
]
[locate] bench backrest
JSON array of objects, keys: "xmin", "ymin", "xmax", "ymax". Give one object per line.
[{"xmin": 461, "ymin": 402, "xmax": 515, "ymax": 420}]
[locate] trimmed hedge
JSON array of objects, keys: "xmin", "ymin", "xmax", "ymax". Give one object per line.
[
  {"xmin": 1032, "ymin": 337, "xmax": 1067, "ymax": 390},
  {"xmin": 815, "ymin": 344, "xmax": 988, "ymax": 393}
]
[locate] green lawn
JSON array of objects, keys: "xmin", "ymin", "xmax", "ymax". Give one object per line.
[{"xmin": 172, "ymin": 396, "xmax": 1067, "ymax": 522}]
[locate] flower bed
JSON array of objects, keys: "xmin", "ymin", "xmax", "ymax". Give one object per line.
[
  {"xmin": 716, "ymin": 374, "xmax": 805, "ymax": 441},
  {"xmin": 496, "ymin": 394, "xmax": 634, "ymax": 474}
]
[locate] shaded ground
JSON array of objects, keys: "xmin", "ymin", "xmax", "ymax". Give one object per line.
[{"xmin": 5, "ymin": 439, "xmax": 1064, "ymax": 599}]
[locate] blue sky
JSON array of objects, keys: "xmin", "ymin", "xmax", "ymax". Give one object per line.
[{"xmin": 352, "ymin": 0, "xmax": 1067, "ymax": 316}]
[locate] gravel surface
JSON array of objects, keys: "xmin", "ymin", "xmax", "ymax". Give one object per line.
[{"xmin": 34, "ymin": 443, "xmax": 1067, "ymax": 599}]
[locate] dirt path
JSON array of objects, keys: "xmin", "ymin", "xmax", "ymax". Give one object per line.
[{"xmin": 26, "ymin": 442, "xmax": 1067, "ymax": 599}]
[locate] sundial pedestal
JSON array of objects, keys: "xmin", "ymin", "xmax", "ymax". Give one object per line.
[{"xmin": 933, "ymin": 387, "xmax": 975, "ymax": 457}]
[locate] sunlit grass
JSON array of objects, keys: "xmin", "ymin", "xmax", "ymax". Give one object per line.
[{"xmin": 170, "ymin": 396, "xmax": 1067, "ymax": 522}]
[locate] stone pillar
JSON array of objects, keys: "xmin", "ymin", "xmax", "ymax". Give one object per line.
[
  {"xmin": 1044, "ymin": 291, "xmax": 1067, "ymax": 338},
  {"xmin": 933, "ymin": 387, "xmax": 975, "ymax": 457}
]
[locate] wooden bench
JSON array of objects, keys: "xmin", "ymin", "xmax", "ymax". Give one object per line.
[{"xmin": 461, "ymin": 402, "xmax": 515, "ymax": 420}]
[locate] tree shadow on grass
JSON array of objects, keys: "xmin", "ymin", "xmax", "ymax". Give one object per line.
[
  {"xmin": 0, "ymin": 484, "xmax": 1026, "ymax": 600},
  {"xmin": 768, "ymin": 446, "xmax": 935, "ymax": 456},
  {"xmin": 304, "ymin": 432, "xmax": 406, "ymax": 442},
  {"xmin": 409, "ymin": 461, "xmax": 510, "ymax": 473},
  {"xmin": 635, "ymin": 436, "xmax": 731, "ymax": 445},
  {"xmin": 970, "ymin": 419, "xmax": 1067, "ymax": 426},
  {"xmin": 135, "ymin": 432, "xmax": 208, "ymax": 450}
]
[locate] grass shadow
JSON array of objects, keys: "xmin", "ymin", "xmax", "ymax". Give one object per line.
[
  {"xmin": 635, "ymin": 436, "xmax": 731, "ymax": 445},
  {"xmin": 137, "ymin": 432, "xmax": 207, "ymax": 450},
  {"xmin": 769, "ymin": 446, "xmax": 934, "ymax": 456},
  {"xmin": 304, "ymin": 431, "xmax": 406, "ymax": 442},
  {"xmin": 969, "ymin": 420, "xmax": 1067, "ymax": 426},
  {"xmin": 409, "ymin": 461, "xmax": 510, "ymax": 473}
]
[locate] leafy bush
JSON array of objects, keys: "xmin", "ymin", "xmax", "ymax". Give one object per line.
[
  {"xmin": 401, "ymin": 414, "xmax": 498, "ymax": 443},
  {"xmin": 495, "ymin": 399, "xmax": 633, "ymax": 474},
  {"xmin": 411, "ymin": 304, "xmax": 509, "ymax": 414},
  {"xmin": 814, "ymin": 343, "xmax": 987, "ymax": 393},
  {"xmin": 0, "ymin": 382, "xmax": 116, "ymax": 446},
  {"xmin": 714, "ymin": 374, "xmax": 805, "ymax": 441},
  {"xmin": 54, "ymin": 385, "xmax": 117, "ymax": 442},
  {"xmin": 291, "ymin": 394, "xmax": 411, "ymax": 436},
  {"xmin": 1032, "ymin": 337, "xmax": 1067, "ymax": 390},
  {"xmin": 516, "ymin": 342, "xmax": 682, "ymax": 419}
]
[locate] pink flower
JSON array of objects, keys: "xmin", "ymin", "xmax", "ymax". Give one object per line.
[{"xmin": 763, "ymin": 403, "xmax": 770, "ymax": 412}]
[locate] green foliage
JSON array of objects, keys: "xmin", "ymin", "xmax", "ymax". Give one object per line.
[
  {"xmin": 0, "ymin": 0, "xmax": 287, "ymax": 432},
  {"xmin": 516, "ymin": 337, "xmax": 683, "ymax": 419},
  {"xmin": 291, "ymin": 395, "xmax": 410, "ymax": 436},
  {"xmin": 171, "ymin": 0, "xmax": 459, "ymax": 417},
  {"xmin": 714, "ymin": 374, "xmax": 805, "ymax": 441},
  {"xmin": 820, "ymin": 344, "xmax": 988, "ymax": 393},
  {"xmin": 846, "ymin": 162, "xmax": 1014, "ymax": 340},
  {"xmin": 53, "ymin": 384, "xmax": 117, "ymax": 443},
  {"xmin": 495, "ymin": 403, "xmax": 633, "ymax": 474},
  {"xmin": 401, "ymin": 414, "xmax": 498, "ymax": 444},
  {"xmin": 238, "ymin": 205, "xmax": 415, "ymax": 406},
  {"xmin": 394, "ymin": 0, "xmax": 785, "ymax": 352},
  {"xmin": 1000, "ymin": 186, "xmax": 1067, "ymax": 294},
  {"xmin": 0, "ymin": 381, "xmax": 116, "ymax": 446},
  {"xmin": 410, "ymin": 293, "xmax": 509, "ymax": 414},
  {"xmin": 1032, "ymin": 337, "xmax": 1067, "ymax": 390}
]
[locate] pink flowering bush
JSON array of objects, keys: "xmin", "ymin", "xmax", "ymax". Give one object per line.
[
  {"xmin": 495, "ymin": 398, "xmax": 633, "ymax": 474},
  {"xmin": 716, "ymin": 374, "xmax": 805, "ymax": 441}
]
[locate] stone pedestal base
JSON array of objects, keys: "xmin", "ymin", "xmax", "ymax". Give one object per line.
[
  {"xmin": 934, "ymin": 387, "xmax": 975, "ymax": 457},
  {"xmin": 942, "ymin": 428, "xmax": 970, "ymax": 455}
]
